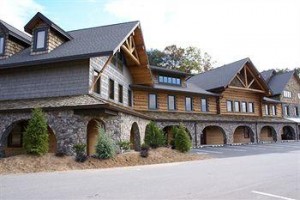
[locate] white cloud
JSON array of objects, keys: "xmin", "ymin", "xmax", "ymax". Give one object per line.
[
  {"xmin": 105, "ymin": 0, "xmax": 300, "ymax": 71},
  {"xmin": 0, "ymin": 0, "xmax": 44, "ymax": 31}
]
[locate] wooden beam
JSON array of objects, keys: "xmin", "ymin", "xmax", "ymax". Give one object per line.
[
  {"xmin": 228, "ymin": 86, "xmax": 266, "ymax": 93},
  {"xmin": 90, "ymin": 55, "xmax": 113, "ymax": 91},
  {"xmin": 244, "ymin": 67, "xmax": 248, "ymax": 86},
  {"xmin": 236, "ymin": 74, "xmax": 246, "ymax": 87},
  {"xmin": 121, "ymin": 44, "xmax": 140, "ymax": 65},
  {"xmin": 248, "ymin": 79, "xmax": 255, "ymax": 88},
  {"xmin": 245, "ymin": 67, "xmax": 265, "ymax": 91}
]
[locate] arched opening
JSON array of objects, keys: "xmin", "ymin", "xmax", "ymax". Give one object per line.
[
  {"xmin": 233, "ymin": 126, "xmax": 255, "ymax": 144},
  {"xmin": 202, "ymin": 126, "xmax": 226, "ymax": 145},
  {"xmin": 87, "ymin": 119, "xmax": 105, "ymax": 156},
  {"xmin": 162, "ymin": 125, "xmax": 192, "ymax": 146},
  {"xmin": 282, "ymin": 126, "xmax": 296, "ymax": 140},
  {"xmin": 130, "ymin": 122, "xmax": 141, "ymax": 151},
  {"xmin": 3, "ymin": 120, "xmax": 28, "ymax": 157},
  {"xmin": 48, "ymin": 126, "xmax": 57, "ymax": 153},
  {"xmin": 260, "ymin": 126, "xmax": 276, "ymax": 142}
]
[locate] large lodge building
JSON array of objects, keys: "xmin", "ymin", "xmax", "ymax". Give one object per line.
[{"xmin": 0, "ymin": 13, "xmax": 299, "ymax": 156}]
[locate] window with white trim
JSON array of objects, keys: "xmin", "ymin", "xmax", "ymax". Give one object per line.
[{"xmin": 283, "ymin": 90, "xmax": 292, "ymax": 98}]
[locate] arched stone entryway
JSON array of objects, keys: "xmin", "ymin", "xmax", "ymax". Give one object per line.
[
  {"xmin": 48, "ymin": 126, "xmax": 57, "ymax": 153},
  {"xmin": 87, "ymin": 119, "xmax": 105, "ymax": 156},
  {"xmin": 130, "ymin": 122, "xmax": 141, "ymax": 151},
  {"xmin": 202, "ymin": 126, "xmax": 226, "ymax": 145},
  {"xmin": 282, "ymin": 126, "xmax": 296, "ymax": 140},
  {"xmin": 233, "ymin": 126, "xmax": 255, "ymax": 144},
  {"xmin": 260, "ymin": 126, "xmax": 276, "ymax": 142}
]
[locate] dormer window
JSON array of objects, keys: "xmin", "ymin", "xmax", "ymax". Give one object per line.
[
  {"xmin": 0, "ymin": 35, "xmax": 4, "ymax": 55},
  {"xmin": 158, "ymin": 75, "xmax": 181, "ymax": 86},
  {"xmin": 33, "ymin": 28, "xmax": 47, "ymax": 51}
]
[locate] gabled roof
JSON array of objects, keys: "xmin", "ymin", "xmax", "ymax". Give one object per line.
[
  {"xmin": 267, "ymin": 71, "xmax": 296, "ymax": 95},
  {"xmin": 188, "ymin": 58, "xmax": 269, "ymax": 92},
  {"xmin": 0, "ymin": 20, "xmax": 31, "ymax": 45},
  {"xmin": 24, "ymin": 12, "xmax": 72, "ymax": 41},
  {"xmin": 0, "ymin": 21, "xmax": 140, "ymax": 68},
  {"xmin": 260, "ymin": 69, "xmax": 276, "ymax": 83},
  {"xmin": 150, "ymin": 65, "xmax": 190, "ymax": 77}
]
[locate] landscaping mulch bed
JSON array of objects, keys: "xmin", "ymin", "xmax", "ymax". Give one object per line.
[{"xmin": 0, "ymin": 148, "xmax": 210, "ymax": 175}]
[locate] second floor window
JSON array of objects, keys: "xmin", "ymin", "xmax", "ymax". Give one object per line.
[
  {"xmin": 118, "ymin": 84, "xmax": 123, "ymax": 103},
  {"xmin": 0, "ymin": 36, "xmax": 4, "ymax": 55},
  {"xmin": 284, "ymin": 105, "xmax": 289, "ymax": 116},
  {"xmin": 158, "ymin": 75, "xmax": 181, "ymax": 86},
  {"xmin": 201, "ymin": 98, "xmax": 208, "ymax": 112},
  {"xmin": 271, "ymin": 105, "xmax": 276, "ymax": 116},
  {"xmin": 93, "ymin": 71, "xmax": 100, "ymax": 94},
  {"xmin": 149, "ymin": 94, "xmax": 157, "ymax": 109},
  {"xmin": 234, "ymin": 101, "xmax": 240, "ymax": 112},
  {"xmin": 111, "ymin": 51, "xmax": 125, "ymax": 71},
  {"xmin": 265, "ymin": 105, "xmax": 270, "ymax": 115},
  {"xmin": 128, "ymin": 90, "xmax": 132, "ymax": 107},
  {"xmin": 227, "ymin": 100, "xmax": 233, "ymax": 112},
  {"xmin": 185, "ymin": 97, "xmax": 192, "ymax": 111},
  {"xmin": 248, "ymin": 102, "xmax": 254, "ymax": 113},
  {"xmin": 241, "ymin": 102, "xmax": 247, "ymax": 113},
  {"xmin": 109, "ymin": 79, "xmax": 114, "ymax": 100},
  {"xmin": 168, "ymin": 95, "xmax": 176, "ymax": 110},
  {"xmin": 283, "ymin": 90, "xmax": 292, "ymax": 98},
  {"xmin": 295, "ymin": 106, "xmax": 299, "ymax": 116},
  {"xmin": 34, "ymin": 28, "xmax": 47, "ymax": 51}
]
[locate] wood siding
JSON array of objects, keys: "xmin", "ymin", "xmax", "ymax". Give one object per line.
[
  {"xmin": 133, "ymin": 90, "xmax": 217, "ymax": 114},
  {"xmin": 220, "ymin": 88, "xmax": 263, "ymax": 116}
]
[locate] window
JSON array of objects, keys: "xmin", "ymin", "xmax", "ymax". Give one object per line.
[
  {"xmin": 227, "ymin": 100, "xmax": 233, "ymax": 112},
  {"xmin": 271, "ymin": 105, "xmax": 276, "ymax": 116},
  {"xmin": 0, "ymin": 36, "xmax": 4, "ymax": 55},
  {"xmin": 118, "ymin": 84, "xmax": 123, "ymax": 103},
  {"xmin": 185, "ymin": 97, "xmax": 192, "ymax": 111},
  {"xmin": 93, "ymin": 71, "xmax": 100, "ymax": 94},
  {"xmin": 234, "ymin": 101, "xmax": 240, "ymax": 112},
  {"xmin": 298, "ymin": 93, "xmax": 300, "ymax": 99},
  {"xmin": 149, "ymin": 94, "xmax": 157, "ymax": 109},
  {"xmin": 33, "ymin": 28, "xmax": 47, "ymax": 51},
  {"xmin": 109, "ymin": 79, "xmax": 114, "ymax": 100},
  {"xmin": 265, "ymin": 105, "xmax": 270, "ymax": 115},
  {"xmin": 111, "ymin": 51, "xmax": 125, "ymax": 71},
  {"xmin": 248, "ymin": 102, "xmax": 254, "ymax": 113},
  {"xmin": 158, "ymin": 75, "xmax": 181, "ymax": 86},
  {"xmin": 128, "ymin": 90, "xmax": 132, "ymax": 107},
  {"xmin": 283, "ymin": 90, "xmax": 292, "ymax": 98},
  {"xmin": 168, "ymin": 95, "xmax": 176, "ymax": 110},
  {"xmin": 201, "ymin": 98, "xmax": 208, "ymax": 112},
  {"xmin": 284, "ymin": 105, "xmax": 289, "ymax": 116},
  {"xmin": 295, "ymin": 106, "xmax": 299, "ymax": 117},
  {"xmin": 241, "ymin": 102, "xmax": 247, "ymax": 113}
]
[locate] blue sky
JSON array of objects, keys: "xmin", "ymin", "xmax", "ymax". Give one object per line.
[{"xmin": 1, "ymin": 0, "xmax": 300, "ymax": 71}]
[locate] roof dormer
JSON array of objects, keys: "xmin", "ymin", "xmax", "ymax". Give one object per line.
[
  {"xmin": 24, "ymin": 12, "xmax": 72, "ymax": 55},
  {"xmin": 0, "ymin": 20, "xmax": 31, "ymax": 60}
]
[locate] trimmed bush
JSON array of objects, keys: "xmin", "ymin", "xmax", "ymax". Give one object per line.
[
  {"xmin": 140, "ymin": 143, "xmax": 150, "ymax": 158},
  {"xmin": 144, "ymin": 121, "xmax": 165, "ymax": 148},
  {"xmin": 169, "ymin": 126, "xmax": 180, "ymax": 149},
  {"xmin": 73, "ymin": 143, "xmax": 87, "ymax": 162},
  {"xmin": 117, "ymin": 140, "xmax": 131, "ymax": 152},
  {"xmin": 95, "ymin": 127, "xmax": 116, "ymax": 159},
  {"xmin": 174, "ymin": 125, "xmax": 192, "ymax": 153},
  {"xmin": 23, "ymin": 108, "xmax": 49, "ymax": 155}
]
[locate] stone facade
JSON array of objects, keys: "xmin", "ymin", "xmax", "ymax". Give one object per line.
[
  {"xmin": 0, "ymin": 31, "xmax": 26, "ymax": 60},
  {"xmin": 0, "ymin": 108, "xmax": 149, "ymax": 156}
]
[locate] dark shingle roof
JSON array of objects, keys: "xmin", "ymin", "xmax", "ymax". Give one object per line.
[
  {"xmin": 267, "ymin": 71, "xmax": 295, "ymax": 95},
  {"xmin": 0, "ymin": 20, "xmax": 31, "ymax": 45},
  {"xmin": 0, "ymin": 21, "xmax": 139, "ymax": 68},
  {"xmin": 260, "ymin": 69, "xmax": 275, "ymax": 83},
  {"xmin": 131, "ymin": 83, "xmax": 218, "ymax": 96},
  {"xmin": 188, "ymin": 58, "xmax": 249, "ymax": 90},
  {"xmin": 150, "ymin": 65, "xmax": 189, "ymax": 76}
]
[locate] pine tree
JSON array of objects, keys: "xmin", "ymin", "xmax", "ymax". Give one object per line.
[
  {"xmin": 174, "ymin": 125, "xmax": 192, "ymax": 153},
  {"xmin": 144, "ymin": 121, "xmax": 165, "ymax": 148}
]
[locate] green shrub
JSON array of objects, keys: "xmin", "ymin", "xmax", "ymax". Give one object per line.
[
  {"xmin": 117, "ymin": 140, "xmax": 131, "ymax": 151},
  {"xmin": 174, "ymin": 125, "xmax": 192, "ymax": 153},
  {"xmin": 140, "ymin": 143, "xmax": 150, "ymax": 158},
  {"xmin": 144, "ymin": 121, "xmax": 165, "ymax": 148},
  {"xmin": 73, "ymin": 143, "xmax": 87, "ymax": 162},
  {"xmin": 169, "ymin": 126, "xmax": 180, "ymax": 149},
  {"xmin": 23, "ymin": 108, "xmax": 49, "ymax": 155},
  {"xmin": 95, "ymin": 127, "xmax": 116, "ymax": 159}
]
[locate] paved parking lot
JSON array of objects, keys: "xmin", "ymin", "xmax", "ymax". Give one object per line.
[{"xmin": 192, "ymin": 141, "xmax": 300, "ymax": 158}]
